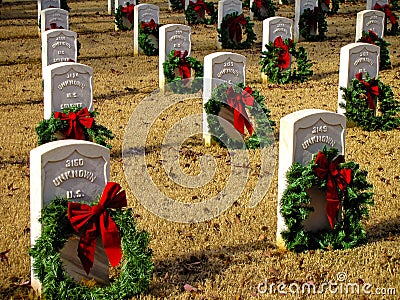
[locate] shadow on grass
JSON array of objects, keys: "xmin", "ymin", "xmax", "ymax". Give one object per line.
[
  {"xmin": 149, "ymin": 240, "xmax": 278, "ymax": 297},
  {"xmin": 367, "ymin": 216, "xmax": 400, "ymax": 242}
]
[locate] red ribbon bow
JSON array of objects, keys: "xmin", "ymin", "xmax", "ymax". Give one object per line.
[
  {"xmin": 54, "ymin": 107, "xmax": 94, "ymax": 140},
  {"xmin": 121, "ymin": 3, "xmax": 135, "ymax": 24},
  {"xmin": 141, "ymin": 19, "xmax": 158, "ymax": 31},
  {"xmin": 190, "ymin": 0, "xmax": 210, "ymax": 19},
  {"xmin": 46, "ymin": 22, "xmax": 64, "ymax": 30},
  {"xmin": 68, "ymin": 182, "xmax": 127, "ymax": 275},
  {"xmin": 355, "ymin": 72, "xmax": 379, "ymax": 110},
  {"xmin": 274, "ymin": 36, "xmax": 292, "ymax": 70},
  {"xmin": 360, "ymin": 30, "xmax": 379, "ymax": 44},
  {"xmin": 173, "ymin": 50, "xmax": 191, "ymax": 79},
  {"xmin": 322, "ymin": 0, "xmax": 330, "ymax": 6},
  {"xmin": 226, "ymin": 14, "xmax": 247, "ymax": 43},
  {"xmin": 374, "ymin": 3, "xmax": 398, "ymax": 25},
  {"xmin": 225, "ymin": 86, "xmax": 255, "ymax": 135},
  {"xmin": 314, "ymin": 152, "xmax": 352, "ymax": 229},
  {"xmin": 254, "ymin": 0, "xmax": 262, "ymax": 9}
]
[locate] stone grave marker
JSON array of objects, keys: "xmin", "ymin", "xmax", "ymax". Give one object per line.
[
  {"xmin": 217, "ymin": 0, "xmax": 242, "ymax": 49},
  {"xmin": 38, "ymin": 0, "xmax": 60, "ymax": 23},
  {"xmin": 337, "ymin": 43, "xmax": 380, "ymax": 114},
  {"xmin": 43, "ymin": 62, "xmax": 94, "ymax": 119},
  {"xmin": 41, "ymin": 29, "xmax": 77, "ymax": 74},
  {"xmin": 366, "ymin": 0, "xmax": 388, "ymax": 10},
  {"xmin": 108, "ymin": 0, "xmax": 115, "ymax": 14},
  {"xmin": 262, "ymin": 16, "xmax": 293, "ymax": 82},
  {"xmin": 133, "ymin": 4, "xmax": 159, "ymax": 56},
  {"xmin": 158, "ymin": 24, "xmax": 191, "ymax": 89},
  {"xmin": 294, "ymin": 0, "xmax": 318, "ymax": 42},
  {"xmin": 40, "ymin": 8, "xmax": 69, "ymax": 33},
  {"xmin": 276, "ymin": 109, "xmax": 346, "ymax": 249},
  {"xmin": 114, "ymin": 0, "xmax": 137, "ymax": 30},
  {"xmin": 30, "ymin": 140, "xmax": 110, "ymax": 290},
  {"xmin": 203, "ymin": 52, "xmax": 246, "ymax": 145},
  {"xmin": 355, "ymin": 10, "xmax": 385, "ymax": 41}
]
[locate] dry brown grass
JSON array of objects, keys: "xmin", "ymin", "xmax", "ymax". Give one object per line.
[{"xmin": 0, "ymin": 0, "xmax": 399, "ymax": 299}]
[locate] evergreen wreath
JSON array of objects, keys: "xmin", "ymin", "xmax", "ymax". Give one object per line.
[
  {"xmin": 357, "ymin": 30, "xmax": 391, "ymax": 70},
  {"xmin": 138, "ymin": 19, "xmax": 159, "ymax": 56},
  {"xmin": 391, "ymin": 0, "xmax": 399, "ymax": 11},
  {"xmin": 280, "ymin": 147, "xmax": 374, "ymax": 253},
  {"xmin": 260, "ymin": 36, "xmax": 313, "ymax": 84},
  {"xmin": 114, "ymin": 3, "xmax": 135, "ymax": 31},
  {"xmin": 29, "ymin": 188, "xmax": 154, "ymax": 299},
  {"xmin": 169, "ymin": 0, "xmax": 184, "ymax": 11},
  {"xmin": 163, "ymin": 50, "xmax": 203, "ymax": 93},
  {"xmin": 243, "ymin": 0, "xmax": 250, "ymax": 8},
  {"xmin": 374, "ymin": 2, "xmax": 399, "ymax": 36},
  {"xmin": 204, "ymin": 83, "xmax": 275, "ymax": 149},
  {"xmin": 299, "ymin": 7, "xmax": 328, "ymax": 41},
  {"xmin": 340, "ymin": 73, "xmax": 400, "ymax": 131},
  {"xmin": 250, "ymin": 0, "xmax": 276, "ymax": 21},
  {"xmin": 36, "ymin": 106, "xmax": 114, "ymax": 149},
  {"xmin": 185, "ymin": 0, "xmax": 217, "ymax": 25},
  {"xmin": 218, "ymin": 12, "xmax": 256, "ymax": 49}
]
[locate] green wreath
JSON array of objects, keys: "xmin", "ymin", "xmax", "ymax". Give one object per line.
[
  {"xmin": 169, "ymin": 0, "xmax": 184, "ymax": 11},
  {"xmin": 163, "ymin": 50, "xmax": 203, "ymax": 93},
  {"xmin": 357, "ymin": 30, "xmax": 391, "ymax": 70},
  {"xmin": 391, "ymin": 0, "xmax": 399, "ymax": 11},
  {"xmin": 138, "ymin": 20, "xmax": 159, "ymax": 56},
  {"xmin": 185, "ymin": 0, "xmax": 217, "ymax": 25},
  {"xmin": 218, "ymin": 12, "xmax": 256, "ymax": 49},
  {"xmin": 340, "ymin": 74, "xmax": 400, "ymax": 131},
  {"xmin": 204, "ymin": 83, "xmax": 275, "ymax": 149},
  {"xmin": 260, "ymin": 37, "xmax": 313, "ymax": 84},
  {"xmin": 29, "ymin": 196, "xmax": 154, "ymax": 299},
  {"xmin": 114, "ymin": 3, "xmax": 134, "ymax": 31},
  {"xmin": 280, "ymin": 147, "xmax": 374, "ymax": 253},
  {"xmin": 374, "ymin": 3, "xmax": 399, "ymax": 36},
  {"xmin": 299, "ymin": 7, "xmax": 328, "ymax": 41},
  {"xmin": 36, "ymin": 106, "xmax": 114, "ymax": 149},
  {"xmin": 250, "ymin": 0, "xmax": 276, "ymax": 21}
]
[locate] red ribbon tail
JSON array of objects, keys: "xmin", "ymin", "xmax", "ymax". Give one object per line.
[
  {"xmin": 77, "ymin": 233, "xmax": 97, "ymax": 275},
  {"xmin": 100, "ymin": 214, "xmax": 123, "ymax": 267},
  {"xmin": 326, "ymin": 199, "xmax": 340, "ymax": 229},
  {"xmin": 233, "ymin": 109, "xmax": 245, "ymax": 135}
]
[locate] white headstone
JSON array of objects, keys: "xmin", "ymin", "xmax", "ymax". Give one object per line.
[
  {"xmin": 261, "ymin": 17, "xmax": 293, "ymax": 82},
  {"xmin": 355, "ymin": 10, "xmax": 385, "ymax": 41},
  {"xmin": 40, "ymin": 8, "xmax": 69, "ymax": 33},
  {"xmin": 43, "ymin": 62, "xmax": 94, "ymax": 119},
  {"xmin": 276, "ymin": 109, "xmax": 346, "ymax": 248},
  {"xmin": 262, "ymin": 17, "xmax": 293, "ymax": 52},
  {"xmin": 202, "ymin": 52, "xmax": 246, "ymax": 144},
  {"xmin": 366, "ymin": 0, "xmax": 388, "ymax": 10},
  {"xmin": 30, "ymin": 140, "xmax": 110, "ymax": 290},
  {"xmin": 337, "ymin": 43, "xmax": 380, "ymax": 114},
  {"xmin": 41, "ymin": 29, "xmax": 77, "ymax": 73},
  {"xmin": 38, "ymin": 0, "xmax": 60, "ymax": 23},
  {"xmin": 158, "ymin": 24, "xmax": 191, "ymax": 89},
  {"xmin": 114, "ymin": 0, "xmax": 137, "ymax": 30},
  {"xmin": 133, "ymin": 4, "xmax": 159, "ymax": 56},
  {"xmin": 294, "ymin": 0, "xmax": 318, "ymax": 42},
  {"xmin": 108, "ymin": 0, "xmax": 115, "ymax": 14}
]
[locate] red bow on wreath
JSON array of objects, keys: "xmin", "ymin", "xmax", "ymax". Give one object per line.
[
  {"xmin": 141, "ymin": 19, "xmax": 158, "ymax": 31},
  {"xmin": 355, "ymin": 72, "xmax": 379, "ymax": 110},
  {"xmin": 68, "ymin": 182, "xmax": 127, "ymax": 275},
  {"xmin": 190, "ymin": 0, "xmax": 210, "ymax": 19},
  {"xmin": 360, "ymin": 30, "xmax": 379, "ymax": 44},
  {"xmin": 226, "ymin": 14, "xmax": 247, "ymax": 43},
  {"xmin": 274, "ymin": 36, "xmax": 292, "ymax": 70},
  {"xmin": 225, "ymin": 86, "xmax": 254, "ymax": 135},
  {"xmin": 374, "ymin": 3, "xmax": 398, "ymax": 25},
  {"xmin": 46, "ymin": 22, "xmax": 64, "ymax": 30},
  {"xmin": 254, "ymin": 0, "xmax": 262, "ymax": 9},
  {"xmin": 121, "ymin": 3, "xmax": 135, "ymax": 24},
  {"xmin": 322, "ymin": 0, "xmax": 330, "ymax": 6},
  {"xmin": 314, "ymin": 152, "xmax": 352, "ymax": 229},
  {"xmin": 54, "ymin": 107, "xmax": 94, "ymax": 140},
  {"xmin": 173, "ymin": 50, "xmax": 191, "ymax": 79}
]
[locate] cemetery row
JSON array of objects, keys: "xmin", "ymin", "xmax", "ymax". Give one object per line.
[{"xmin": 28, "ymin": 0, "xmax": 400, "ymax": 297}]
